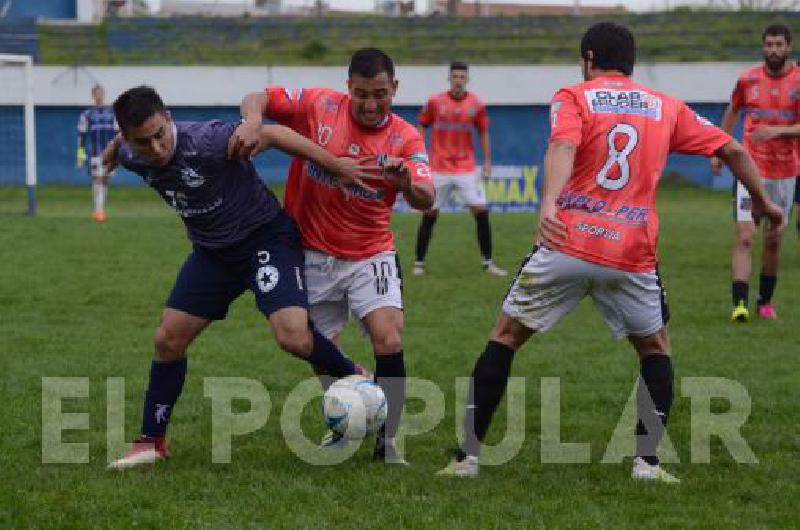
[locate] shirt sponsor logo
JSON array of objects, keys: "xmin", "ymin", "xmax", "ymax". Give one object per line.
[
  {"xmin": 584, "ymin": 89, "xmax": 662, "ymax": 120},
  {"xmin": 558, "ymin": 192, "xmax": 649, "ymax": 225},
  {"xmin": 306, "ymin": 161, "xmax": 385, "ymax": 201}
]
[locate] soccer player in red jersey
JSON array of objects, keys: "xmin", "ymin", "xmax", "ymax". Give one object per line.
[
  {"xmin": 231, "ymin": 48, "xmax": 435, "ymax": 464},
  {"xmin": 439, "ymin": 22, "xmax": 784, "ymax": 481},
  {"xmin": 413, "ymin": 62, "xmax": 507, "ymax": 277},
  {"xmin": 712, "ymin": 24, "xmax": 800, "ymax": 322}
]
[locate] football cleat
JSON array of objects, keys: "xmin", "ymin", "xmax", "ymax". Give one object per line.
[
  {"xmin": 412, "ymin": 262, "xmax": 425, "ymax": 276},
  {"xmin": 437, "ymin": 450, "xmax": 479, "ymax": 478},
  {"xmin": 483, "ymin": 263, "xmax": 508, "ymax": 276},
  {"xmin": 319, "ymin": 429, "xmax": 350, "ymax": 450},
  {"xmin": 757, "ymin": 303, "xmax": 778, "ymax": 320},
  {"xmin": 730, "ymin": 301, "xmax": 749, "ymax": 323},
  {"xmin": 108, "ymin": 435, "xmax": 169, "ymax": 469},
  {"xmin": 373, "ymin": 431, "xmax": 408, "ymax": 465},
  {"xmin": 631, "ymin": 457, "xmax": 680, "ymax": 484},
  {"xmin": 92, "ymin": 211, "xmax": 107, "ymax": 223}
]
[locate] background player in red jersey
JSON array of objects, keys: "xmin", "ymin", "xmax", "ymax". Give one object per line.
[
  {"xmin": 438, "ymin": 22, "xmax": 784, "ymax": 481},
  {"xmin": 711, "ymin": 24, "xmax": 800, "ymax": 322},
  {"xmin": 231, "ymin": 48, "xmax": 435, "ymax": 464},
  {"xmin": 413, "ymin": 61, "xmax": 507, "ymax": 277}
]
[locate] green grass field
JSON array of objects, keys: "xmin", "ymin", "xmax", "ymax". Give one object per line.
[{"xmin": 1, "ymin": 183, "xmax": 798, "ymax": 528}]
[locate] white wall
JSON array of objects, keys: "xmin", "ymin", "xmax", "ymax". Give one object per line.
[{"xmin": 0, "ymin": 63, "xmax": 751, "ymax": 106}]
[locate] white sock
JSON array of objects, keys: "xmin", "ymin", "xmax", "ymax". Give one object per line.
[{"xmin": 93, "ymin": 182, "xmax": 107, "ymax": 213}]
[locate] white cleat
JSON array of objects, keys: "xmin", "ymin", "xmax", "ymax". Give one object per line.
[
  {"xmin": 483, "ymin": 263, "xmax": 508, "ymax": 276},
  {"xmin": 631, "ymin": 457, "xmax": 680, "ymax": 484},
  {"xmin": 108, "ymin": 436, "xmax": 170, "ymax": 470},
  {"xmin": 437, "ymin": 453, "xmax": 479, "ymax": 478},
  {"xmin": 412, "ymin": 263, "xmax": 425, "ymax": 276}
]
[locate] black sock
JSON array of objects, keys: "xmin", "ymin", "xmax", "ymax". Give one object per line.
[
  {"xmin": 475, "ymin": 211, "xmax": 492, "ymax": 262},
  {"xmin": 732, "ymin": 281, "xmax": 748, "ymax": 306},
  {"xmin": 757, "ymin": 274, "xmax": 777, "ymax": 306},
  {"xmin": 375, "ymin": 352, "xmax": 406, "ymax": 439},
  {"xmin": 415, "ymin": 215, "xmax": 436, "ymax": 263},
  {"xmin": 462, "ymin": 341, "xmax": 516, "ymax": 457},
  {"xmin": 141, "ymin": 358, "xmax": 187, "ymax": 438},
  {"xmin": 307, "ymin": 329, "xmax": 357, "ymax": 379},
  {"xmin": 635, "ymin": 355, "xmax": 673, "ymax": 466}
]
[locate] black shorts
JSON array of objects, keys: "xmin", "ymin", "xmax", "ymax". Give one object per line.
[
  {"xmin": 795, "ymin": 176, "xmax": 800, "ymax": 204},
  {"xmin": 167, "ymin": 211, "xmax": 307, "ymax": 320}
]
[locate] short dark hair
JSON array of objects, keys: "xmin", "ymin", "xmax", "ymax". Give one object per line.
[
  {"xmin": 113, "ymin": 86, "xmax": 167, "ymax": 132},
  {"xmin": 762, "ymin": 24, "xmax": 791, "ymax": 44},
  {"xmin": 450, "ymin": 61, "xmax": 468, "ymax": 72},
  {"xmin": 580, "ymin": 22, "xmax": 635, "ymax": 76},
  {"xmin": 348, "ymin": 48, "xmax": 395, "ymax": 79}
]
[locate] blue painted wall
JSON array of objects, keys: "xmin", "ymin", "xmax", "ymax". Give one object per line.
[
  {"xmin": 0, "ymin": 103, "xmax": 741, "ymax": 189},
  {"xmin": 3, "ymin": 0, "xmax": 76, "ymax": 19}
]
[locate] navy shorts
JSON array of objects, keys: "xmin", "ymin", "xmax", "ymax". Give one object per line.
[{"xmin": 167, "ymin": 211, "xmax": 308, "ymax": 320}]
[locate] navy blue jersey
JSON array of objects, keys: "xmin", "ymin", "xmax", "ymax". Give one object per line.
[
  {"xmin": 119, "ymin": 120, "xmax": 282, "ymax": 248},
  {"xmin": 78, "ymin": 106, "xmax": 117, "ymax": 157}
]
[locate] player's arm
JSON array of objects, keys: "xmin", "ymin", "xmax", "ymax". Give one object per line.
[
  {"xmin": 227, "ymin": 91, "xmax": 270, "ymax": 159},
  {"xmin": 716, "ymin": 139, "xmax": 785, "ymax": 232},
  {"xmin": 536, "ymin": 139, "xmax": 573, "ymax": 248},
  {"xmin": 710, "ymin": 90, "xmax": 743, "ymax": 174},
  {"xmin": 479, "ymin": 128, "xmax": 492, "ymax": 179},
  {"xmin": 101, "ymin": 133, "xmax": 123, "ymax": 174},
  {"xmin": 77, "ymin": 112, "xmax": 88, "ymax": 168},
  {"xmin": 750, "ymin": 122, "xmax": 800, "ymax": 142},
  {"xmin": 257, "ymin": 124, "xmax": 376, "ymax": 192}
]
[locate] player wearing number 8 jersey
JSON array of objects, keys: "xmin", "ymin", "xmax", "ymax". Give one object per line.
[{"xmin": 439, "ymin": 22, "xmax": 784, "ymax": 481}]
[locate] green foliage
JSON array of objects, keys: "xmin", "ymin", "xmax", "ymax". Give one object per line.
[
  {"xmin": 1, "ymin": 183, "xmax": 798, "ymax": 527},
  {"xmin": 37, "ymin": 11, "xmax": 800, "ymax": 65}
]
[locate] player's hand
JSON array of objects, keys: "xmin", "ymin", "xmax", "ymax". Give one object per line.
[
  {"xmin": 481, "ymin": 163, "xmax": 492, "ymax": 181},
  {"xmin": 330, "ymin": 156, "xmax": 382, "ymax": 198},
  {"xmin": 750, "ymin": 126, "xmax": 779, "ymax": 143},
  {"xmin": 710, "ymin": 156, "xmax": 723, "ymax": 176},
  {"xmin": 376, "ymin": 155, "xmax": 412, "ymax": 191},
  {"xmin": 227, "ymin": 121, "xmax": 262, "ymax": 160},
  {"xmin": 535, "ymin": 200, "xmax": 567, "ymax": 248},
  {"xmin": 76, "ymin": 147, "xmax": 87, "ymax": 168},
  {"xmin": 751, "ymin": 196, "xmax": 785, "ymax": 236}
]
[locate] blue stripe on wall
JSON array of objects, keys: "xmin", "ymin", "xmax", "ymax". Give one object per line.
[{"xmin": 0, "ymin": 103, "xmax": 741, "ymax": 188}]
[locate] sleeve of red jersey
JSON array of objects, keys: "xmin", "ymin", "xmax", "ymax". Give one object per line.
[
  {"xmin": 670, "ymin": 102, "xmax": 731, "ymax": 156},
  {"xmin": 730, "ymin": 76, "xmax": 745, "ymax": 108},
  {"xmin": 417, "ymin": 97, "xmax": 434, "ymax": 126},
  {"xmin": 548, "ymin": 89, "xmax": 583, "ymax": 145},
  {"xmin": 402, "ymin": 130, "xmax": 433, "ymax": 185},
  {"xmin": 264, "ymin": 86, "xmax": 324, "ymax": 135},
  {"xmin": 474, "ymin": 100, "xmax": 489, "ymax": 133}
]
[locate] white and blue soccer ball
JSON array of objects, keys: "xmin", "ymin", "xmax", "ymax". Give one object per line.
[{"xmin": 322, "ymin": 375, "xmax": 387, "ymax": 440}]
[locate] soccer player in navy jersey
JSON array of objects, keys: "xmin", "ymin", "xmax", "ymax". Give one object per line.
[
  {"xmin": 105, "ymin": 86, "xmax": 373, "ymax": 469},
  {"xmin": 77, "ymin": 84, "xmax": 117, "ymax": 222}
]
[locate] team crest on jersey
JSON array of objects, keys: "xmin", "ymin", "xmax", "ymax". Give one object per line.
[
  {"xmin": 349, "ymin": 143, "xmax": 361, "ymax": 155},
  {"xmin": 180, "ymin": 167, "xmax": 205, "ymax": 187},
  {"xmin": 584, "ymin": 89, "xmax": 662, "ymax": 120},
  {"xmin": 317, "ymin": 124, "xmax": 333, "ymax": 146},
  {"xmin": 256, "ymin": 265, "xmax": 280, "ymax": 293}
]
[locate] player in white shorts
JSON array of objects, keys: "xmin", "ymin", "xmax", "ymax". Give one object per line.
[{"xmin": 413, "ymin": 61, "xmax": 507, "ymax": 277}]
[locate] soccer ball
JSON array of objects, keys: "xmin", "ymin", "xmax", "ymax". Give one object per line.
[{"xmin": 322, "ymin": 375, "xmax": 387, "ymax": 440}]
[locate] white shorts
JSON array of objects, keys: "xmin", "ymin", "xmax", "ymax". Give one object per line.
[
  {"xmin": 734, "ymin": 177, "xmax": 795, "ymax": 223},
  {"xmin": 89, "ymin": 156, "xmax": 114, "ymax": 179},
  {"xmin": 304, "ymin": 250, "xmax": 403, "ymax": 338},
  {"xmin": 432, "ymin": 170, "xmax": 487, "ymax": 209},
  {"xmin": 502, "ymin": 247, "xmax": 669, "ymax": 340}
]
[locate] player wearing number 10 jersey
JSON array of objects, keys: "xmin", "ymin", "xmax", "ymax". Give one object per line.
[{"xmin": 438, "ymin": 22, "xmax": 784, "ymax": 481}]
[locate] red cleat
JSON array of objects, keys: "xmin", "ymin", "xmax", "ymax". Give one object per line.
[{"xmin": 108, "ymin": 436, "xmax": 170, "ymax": 469}]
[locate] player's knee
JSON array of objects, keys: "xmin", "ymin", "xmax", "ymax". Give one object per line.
[
  {"xmin": 274, "ymin": 325, "xmax": 313, "ymax": 357},
  {"xmin": 371, "ymin": 328, "xmax": 403, "ymax": 355},
  {"xmin": 154, "ymin": 325, "xmax": 188, "ymax": 361},
  {"xmin": 736, "ymin": 230, "xmax": 756, "ymax": 251}
]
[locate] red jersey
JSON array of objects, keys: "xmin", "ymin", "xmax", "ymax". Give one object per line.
[
  {"xmin": 265, "ymin": 87, "xmax": 432, "ymax": 260},
  {"xmin": 417, "ymin": 91, "xmax": 489, "ymax": 174},
  {"xmin": 549, "ymin": 75, "xmax": 731, "ymax": 272},
  {"xmin": 731, "ymin": 64, "xmax": 800, "ymax": 179}
]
